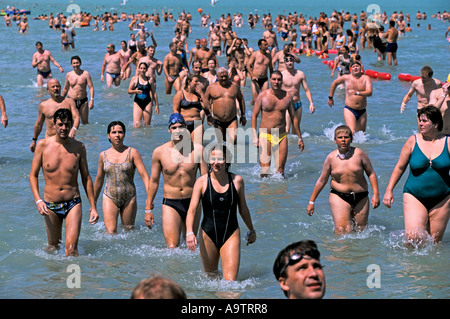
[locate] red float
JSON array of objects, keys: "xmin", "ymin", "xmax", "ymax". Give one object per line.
[
  {"xmin": 410, "ymin": 75, "xmax": 421, "ymax": 81},
  {"xmin": 377, "ymin": 72, "xmax": 391, "ymax": 80},
  {"xmin": 364, "ymin": 69, "xmax": 378, "ymax": 79},
  {"xmin": 398, "ymin": 73, "xmax": 412, "ymax": 81}
]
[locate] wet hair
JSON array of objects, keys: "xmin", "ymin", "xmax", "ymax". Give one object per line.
[
  {"xmin": 130, "ymin": 276, "xmax": 186, "ymax": 299},
  {"xmin": 35, "ymin": 41, "xmax": 43, "ymax": 46},
  {"xmin": 138, "ymin": 61, "xmax": 149, "ymax": 69},
  {"xmin": 334, "ymin": 124, "xmax": 353, "ymax": 141},
  {"xmin": 257, "ymin": 38, "xmax": 267, "ymax": 47},
  {"xmin": 107, "ymin": 120, "xmax": 126, "ymax": 136},
  {"xmin": 207, "ymin": 143, "xmax": 232, "ymax": 172},
  {"xmin": 417, "ymin": 105, "xmax": 443, "ymax": 131},
  {"xmin": 53, "ymin": 108, "xmax": 73, "ymax": 125},
  {"xmin": 71, "ymin": 55, "xmax": 81, "ymax": 63},
  {"xmin": 271, "ymin": 70, "xmax": 283, "ymax": 79},
  {"xmin": 420, "ymin": 65, "xmax": 433, "ymax": 78},
  {"xmin": 273, "ymin": 240, "xmax": 321, "ymax": 283}
]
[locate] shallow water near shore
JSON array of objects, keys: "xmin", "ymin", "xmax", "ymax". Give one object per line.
[{"xmin": 0, "ymin": 0, "xmax": 449, "ymax": 299}]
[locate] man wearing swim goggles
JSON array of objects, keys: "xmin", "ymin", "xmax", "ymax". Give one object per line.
[{"xmin": 273, "ymin": 240, "xmax": 326, "ymax": 299}]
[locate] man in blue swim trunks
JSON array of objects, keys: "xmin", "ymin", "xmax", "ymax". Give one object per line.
[
  {"xmin": 30, "ymin": 108, "xmax": 99, "ymax": 257},
  {"xmin": 101, "ymin": 43, "xmax": 125, "ymax": 87},
  {"xmin": 328, "ymin": 60, "xmax": 373, "ymax": 133},
  {"xmin": 32, "ymin": 41, "xmax": 64, "ymax": 87}
]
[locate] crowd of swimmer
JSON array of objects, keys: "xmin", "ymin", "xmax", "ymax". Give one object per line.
[{"xmin": 3, "ymin": 6, "xmax": 447, "ymax": 291}]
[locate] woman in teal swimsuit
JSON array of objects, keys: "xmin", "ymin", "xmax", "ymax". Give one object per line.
[
  {"xmin": 384, "ymin": 106, "xmax": 450, "ymax": 244},
  {"xmin": 94, "ymin": 121, "xmax": 150, "ymax": 234}
]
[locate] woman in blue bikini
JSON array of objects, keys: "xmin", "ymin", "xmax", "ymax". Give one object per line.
[
  {"xmin": 186, "ymin": 144, "xmax": 256, "ymax": 281},
  {"xmin": 383, "ymin": 106, "xmax": 450, "ymax": 244}
]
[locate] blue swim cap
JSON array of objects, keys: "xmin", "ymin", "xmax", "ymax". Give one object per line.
[{"xmin": 168, "ymin": 113, "xmax": 186, "ymax": 128}]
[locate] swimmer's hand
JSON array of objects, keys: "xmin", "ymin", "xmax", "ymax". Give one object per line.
[
  {"xmin": 144, "ymin": 210, "xmax": 154, "ymax": 229},
  {"xmin": 155, "ymin": 106, "xmax": 160, "ymax": 115},
  {"xmin": 186, "ymin": 233, "xmax": 197, "ymax": 252},
  {"xmin": 89, "ymin": 208, "xmax": 99, "ymax": 225},
  {"xmin": 37, "ymin": 200, "xmax": 49, "ymax": 216},
  {"xmin": 298, "ymin": 138, "xmax": 304, "ymax": 151},
  {"xmin": 306, "ymin": 202, "xmax": 315, "ymax": 216},
  {"xmin": 371, "ymin": 194, "xmax": 380, "ymax": 209},
  {"xmin": 89, "ymin": 100, "xmax": 94, "ymax": 110},
  {"xmin": 245, "ymin": 230, "xmax": 256, "ymax": 246},
  {"xmin": 382, "ymin": 191, "xmax": 394, "ymax": 208}
]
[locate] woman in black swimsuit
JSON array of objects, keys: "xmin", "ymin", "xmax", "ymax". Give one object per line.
[
  {"xmin": 128, "ymin": 62, "xmax": 157, "ymax": 127},
  {"xmin": 173, "ymin": 74, "xmax": 210, "ymax": 144},
  {"xmin": 186, "ymin": 145, "xmax": 256, "ymax": 281}
]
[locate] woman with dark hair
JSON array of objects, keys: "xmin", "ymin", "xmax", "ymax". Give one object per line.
[
  {"xmin": 172, "ymin": 74, "xmax": 209, "ymax": 144},
  {"xmin": 383, "ymin": 106, "xmax": 450, "ymax": 244},
  {"xmin": 186, "ymin": 144, "xmax": 256, "ymax": 281},
  {"xmin": 128, "ymin": 62, "xmax": 157, "ymax": 127},
  {"xmin": 93, "ymin": 121, "xmax": 149, "ymax": 234}
]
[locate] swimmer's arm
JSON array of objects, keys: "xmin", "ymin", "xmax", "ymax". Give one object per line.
[
  {"xmin": 301, "ymin": 76, "xmax": 315, "ymax": 113},
  {"xmin": 383, "ymin": 136, "xmax": 414, "ymax": 207},
  {"xmin": 251, "ymin": 94, "xmax": 262, "ymax": 142},
  {"xmin": 236, "ymin": 86, "xmax": 246, "ymax": 118},
  {"xmin": 128, "ymin": 77, "xmax": 139, "ymax": 94},
  {"xmin": 163, "ymin": 56, "xmax": 171, "ymax": 79},
  {"xmin": 29, "ymin": 140, "xmax": 43, "ymax": 203},
  {"xmin": 361, "ymin": 150, "xmax": 380, "ymax": 209},
  {"xmin": 86, "ymin": 72, "xmax": 95, "ymax": 107},
  {"xmin": 268, "ymin": 54, "xmax": 274, "ymax": 76},
  {"xmin": 172, "ymin": 90, "xmax": 183, "ymax": 113},
  {"xmin": 79, "ymin": 144, "xmax": 99, "ymax": 224},
  {"xmin": 68, "ymin": 100, "xmax": 80, "ymax": 137},
  {"xmin": 93, "ymin": 152, "xmax": 105, "ymax": 204},
  {"xmin": 246, "ymin": 53, "xmax": 256, "ymax": 79},
  {"xmin": 145, "ymin": 150, "xmax": 162, "ymax": 213},
  {"xmin": 132, "ymin": 148, "xmax": 150, "ymax": 192},
  {"xmin": 150, "ymin": 31, "xmax": 157, "ymax": 48},
  {"xmin": 401, "ymin": 84, "xmax": 416, "ymax": 113},
  {"xmin": 358, "ymin": 76, "xmax": 373, "ymax": 97},
  {"xmin": 31, "ymin": 106, "xmax": 45, "ymax": 151},
  {"xmin": 156, "ymin": 60, "xmax": 163, "ymax": 75},
  {"xmin": 122, "ymin": 53, "xmax": 136, "ymax": 72},
  {"xmin": 307, "ymin": 155, "xmax": 332, "ymax": 216},
  {"xmin": 0, "ymin": 95, "xmax": 7, "ymax": 128},
  {"xmin": 328, "ymin": 77, "xmax": 344, "ymax": 106},
  {"xmin": 235, "ymin": 176, "xmax": 256, "ymax": 245},
  {"xmin": 100, "ymin": 56, "xmax": 107, "ymax": 79},
  {"xmin": 61, "ymin": 74, "xmax": 70, "ymax": 98},
  {"xmin": 185, "ymin": 176, "xmax": 205, "ymax": 251},
  {"xmin": 48, "ymin": 52, "xmax": 63, "ymax": 72}
]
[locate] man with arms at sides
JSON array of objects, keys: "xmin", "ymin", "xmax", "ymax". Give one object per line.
[
  {"xmin": 29, "ymin": 108, "xmax": 99, "ymax": 257},
  {"xmin": 145, "ymin": 113, "xmax": 207, "ymax": 248},
  {"xmin": 62, "ymin": 56, "xmax": 95, "ymax": 125}
]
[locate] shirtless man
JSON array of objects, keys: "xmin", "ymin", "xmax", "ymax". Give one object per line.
[
  {"xmin": 145, "ymin": 113, "xmax": 207, "ymax": 248},
  {"xmin": 30, "ymin": 79, "xmax": 80, "ymax": 152},
  {"xmin": 204, "ymin": 67, "xmax": 246, "ymax": 144},
  {"xmin": 18, "ymin": 16, "xmax": 29, "ymax": 33},
  {"xmin": 227, "ymin": 38, "xmax": 246, "ymax": 72},
  {"xmin": 62, "ymin": 56, "xmax": 94, "ymax": 124},
  {"xmin": 247, "ymin": 39, "xmax": 273, "ymax": 105},
  {"xmin": 122, "ymin": 42, "xmax": 148, "ymax": 76},
  {"xmin": 281, "ymin": 54, "xmax": 314, "ymax": 133},
  {"xmin": 163, "ymin": 42, "xmax": 184, "ymax": 94},
  {"xmin": 251, "ymin": 71, "xmax": 304, "ymax": 178},
  {"xmin": 429, "ymin": 82, "xmax": 450, "ymax": 135},
  {"xmin": 29, "ymin": 108, "xmax": 99, "ymax": 257},
  {"xmin": 383, "ymin": 20, "xmax": 399, "ymax": 66},
  {"xmin": 193, "ymin": 38, "xmax": 218, "ymax": 73},
  {"xmin": 188, "ymin": 39, "xmax": 201, "ymax": 69},
  {"xmin": 101, "ymin": 43, "xmax": 125, "ymax": 87},
  {"xmin": 209, "ymin": 26, "xmax": 223, "ymax": 56},
  {"xmin": 328, "ymin": 61, "xmax": 372, "ymax": 133},
  {"xmin": 32, "ymin": 41, "xmax": 64, "ymax": 87},
  {"xmin": 262, "ymin": 23, "xmax": 279, "ymax": 57},
  {"xmin": 272, "ymin": 43, "xmax": 300, "ymax": 72},
  {"xmin": 0, "ymin": 94, "xmax": 8, "ymax": 128},
  {"xmin": 136, "ymin": 24, "xmax": 150, "ymax": 45},
  {"xmin": 401, "ymin": 66, "xmax": 442, "ymax": 113}
]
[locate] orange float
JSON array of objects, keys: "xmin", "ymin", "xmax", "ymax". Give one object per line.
[{"xmin": 198, "ymin": 8, "xmax": 203, "ymax": 14}]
